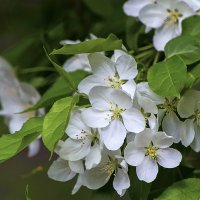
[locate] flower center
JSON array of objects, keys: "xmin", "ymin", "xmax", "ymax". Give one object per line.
[
  {"xmin": 110, "ymin": 104, "xmax": 125, "ymax": 120},
  {"xmin": 159, "ymin": 98, "xmax": 177, "ymax": 114},
  {"xmin": 194, "ymin": 110, "xmax": 200, "ymax": 126},
  {"xmin": 145, "ymin": 143, "xmax": 158, "ymax": 160},
  {"xmin": 107, "ymin": 74, "xmax": 125, "ymax": 89},
  {"xmin": 102, "ymin": 158, "xmax": 119, "ymax": 177},
  {"xmin": 167, "ymin": 8, "xmax": 182, "ymax": 25}
]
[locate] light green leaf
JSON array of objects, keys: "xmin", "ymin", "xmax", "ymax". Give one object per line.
[
  {"xmin": 129, "ymin": 167, "xmax": 151, "ymax": 200},
  {"xmin": 155, "ymin": 178, "xmax": 200, "ymax": 200},
  {"xmin": 44, "ymin": 48, "xmax": 77, "ymax": 91},
  {"xmin": 182, "ymin": 15, "xmax": 200, "ymax": 36},
  {"xmin": 0, "ymin": 117, "xmax": 43, "ymax": 163},
  {"xmin": 148, "ymin": 56, "xmax": 187, "ymax": 98},
  {"xmin": 42, "ymin": 96, "xmax": 78, "ymax": 154},
  {"xmin": 51, "ymin": 34, "xmax": 122, "ymax": 55},
  {"xmin": 165, "ymin": 35, "xmax": 200, "ymax": 65}
]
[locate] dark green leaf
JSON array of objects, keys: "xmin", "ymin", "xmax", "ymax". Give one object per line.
[
  {"xmin": 51, "ymin": 34, "xmax": 122, "ymax": 55},
  {"xmin": 129, "ymin": 167, "xmax": 151, "ymax": 200},
  {"xmin": 42, "ymin": 96, "xmax": 78, "ymax": 154},
  {"xmin": 182, "ymin": 15, "xmax": 200, "ymax": 36},
  {"xmin": 155, "ymin": 178, "xmax": 200, "ymax": 200},
  {"xmin": 0, "ymin": 117, "xmax": 43, "ymax": 163},
  {"xmin": 165, "ymin": 35, "xmax": 200, "ymax": 65},
  {"xmin": 148, "ymin": 56, "xmax": 187, "ymax": 98}
]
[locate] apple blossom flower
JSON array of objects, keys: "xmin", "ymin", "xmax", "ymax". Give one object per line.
[
  {"xmin": 139, "ymin": 0, "xmax": 194, "ymax": 51},
  {"xmin": 79, "ymin": 150, "xmax": 130, "ymax": 196},
  {"xmin": 0, "ymin": 57, "xmax": 43, "ymax": 157},
  {"xmin": 58, "ymin": 111, "xmax": 102, "ymax": 169},
  {"xmin": 123, "ymin": 0, "xmax": 157, "ymax": 17},
  {"xmin": 177, "ymin": 89, "xmax": 200, "ymax": 152},
  {"xmin": 124, "ymin": 128, "xmax": 182, "ymax": 183},
  {"xmin": 78, "ymin": 53, "xmax": 138, "ymax": 99},
  {"xmin": 81, "ymin": 86, "xmax": 145, "ymax": 150}
]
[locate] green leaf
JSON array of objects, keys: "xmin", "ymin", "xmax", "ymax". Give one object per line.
[
  {"xmin": 0, "ymin": 117, "xmax": 43, "ymax": 163},
  {"xmin": 165, "ymin": 35, "xmax": 200, "ymax": 65},
  {"xmin": 51, "ymin": 34, "xmax": 122, "ymax": 55},
  {"xmin": 129, "ymin": 167, "xmax": 151, "ymax": 200},
  {"xmin": 155, "ymin": 178, "xmax": 200, "ymax": 200},
  {"xmin": 148, "ymin": 56, "xmax": 187, "ymax": 98},
  {"xmin": 126, "ymin": 17, "xmax": 145, "ymax": 50},
  {"xmin": 42, "ymin": 96, "xmax": 78, "ymax": 154},
  {"xmin": 44, "ymin": 48, "xmax": 77, "ymax": 91},
  {"xmin": 182, "ymin": 15, "xmax": 200, "ymax": 36},
  {"xmin": 28, "ymin": 70, "xmax": 89, "ymax": 110}
]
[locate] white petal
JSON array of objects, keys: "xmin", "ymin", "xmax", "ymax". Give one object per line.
[
  {"xmin": 111, "ymin": 50, "xmax": 127, "ymax": 62},
  {"xmin": 88, "ymin": 86, "xmax": 113, "ymax": 110},
  {"xmin": 134, "ymin": 128, "xmax": 153, "ymax": 147},
  {"xmin": 28, "ymin": 139, "xmax": 40, "ymax": 157},
  {"xmin": 154, "ymin": 24, "xmax": 181, "ymax": 51},
  {"xmin": 121, "ymin": 80, "xmax": 136, "ymax": 99},
  {"xmin": 100, "ymin": 119, "xmax": 127, "ymax": 150},
  {"xmin": 180, "ymin": 119, "xmax": 195, "ymax": 147},
  {"xmin": 47, "ymin": 158, "xmax": 76, "ymax": 182},
  {"xmin": 157, "ymin": 148, "xmax": 182, "ymax": 168},
  {"xmin": 148, "ymin": 114, "xmax": 157, "ymax": 130},
  {"xmin": 69, "ymin": 160, "xmax": 84, "ymax": 174},
  {"xmin": 152, "ymin": 131, "xmax": 174, "ymax": 148},
  {"xmin": 116, "ymin": 55, "xmax": 138, "ymax": 80},
  {"xmin": 81, "ymin": 108, "xmax": 111, "ymax": 128},
  {"xmin": 122, "ymin": 108, "xmax": 145, "ymax": 133},
  {"xmin": 85, "ymin": 143, "xmax": 102, "ymax": 170},
  {"xmin": 72, "ymin": 175, "xmax": 83, "ymax": 195},
  {"xmin": 176, "ymin": 1, "xmax": 194, "ymax": 18},
  {"xmin": 139, "ymin": 4, "xmax": 167, "ymax": 28},
  {"xmin": 123, "ymin": 0, "xmax": 153, "ymax": 17},
  {"xmin": 136, "ymin": 157, "xmax": 158, "ymax": 183},
  {"xmin": 66, "ymin": 111, "xmax": 91, "ymax": 139},
  {"xmin": 59, "ymin": 138, "xmax": 91, "ymax": 161},
  {"xmin": 124, "ymin": 141, "xmax": 145, "ymax": 166},
  {"xmin": 177, "ymin": 90, "xmax": 200, "ymax": 118},
  {"xmin": 162, "ymin": 112, "xmax": 181, "ymax": 143},
  {"xmin": 78, "ymin": 75, "xmax": 105, "ymax": 95},
  {"xmin": 113, "ymin": 168, "xmax": 130, "ymax": 196},
  {"xmin": 191, "ymin": 125, "xmax": 200, "ymax": 152},
  {"xmin": 88, "ymin": 53, "xmax": 115, "ymax": 77}
]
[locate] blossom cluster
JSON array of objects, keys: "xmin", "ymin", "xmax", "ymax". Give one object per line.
[
  {"xmin": 123, "ymin": 0, "xmax": 200, "ymax": 51},
  {"xmin": 47, "ymin": 50, "xmax": 200, "ymax": 196}
]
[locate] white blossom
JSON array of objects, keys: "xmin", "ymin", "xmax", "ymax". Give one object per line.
[
  {"xmin": 78, "ymin": 52, "xmax": 137, "ymax": 99},
  {"xmin": 139, "ymin": 0, "xmax": 194, "ymax": 51},
  {"xmin": 81, "ymin": 86, "xmax": 145, "ymax": 150},
  {"xmin": 58, "ymin": 111, "xmax": 102, "ymax": 169},
  {"xmin": 124, "ymin": 128, "xmax": 182, "ymax": 183},
  {"xmin": 0, "ymin": 57, "xmax": 43, "ymax": 157},
  {"xmin": 182, "ymin": 0, "xmax": 200, "ymax": 12},
  {"xmin": 79, "ymin": 150, "xmax": 130, "ymax": 196},
  {"xmin": 177, "ymin": 89, "xmax": 200, "ymax": 152}
]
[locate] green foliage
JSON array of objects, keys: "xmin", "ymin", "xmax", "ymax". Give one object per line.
[
  {"xmin": 155, "ymin": 178, "xmax": 200, "ymax": 200},
  {"xmin": 0, "ymin": 117, "xmax": 43, "ymax": 163},
  {"xmin": 148, "ymin": 56, "xmax": 187, "ymax": 98},
  {"xmin": 165, "ymin": 35, "xmax": 200, "ymax": 65},
  {"xmin": 28, "ymin": 70, "xmax": 89, "ymax": 110},
  {"xmin": 126, "ymin": 17, "xmax": 145, "ymax": 50},
  {"xmin": 51, "ymin": 34, "xmax": 122, "ymax": 55},
  {"xmin": 182, "ymin": 15, "xmax": 200, "ymax": 36},
  {"xmin": 42, "ymin": 96, "xmax": 78, "ymax": 154},
  {"xmin": 129, "ymin": 167, "xmax": 151, "ymax": 200}
]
